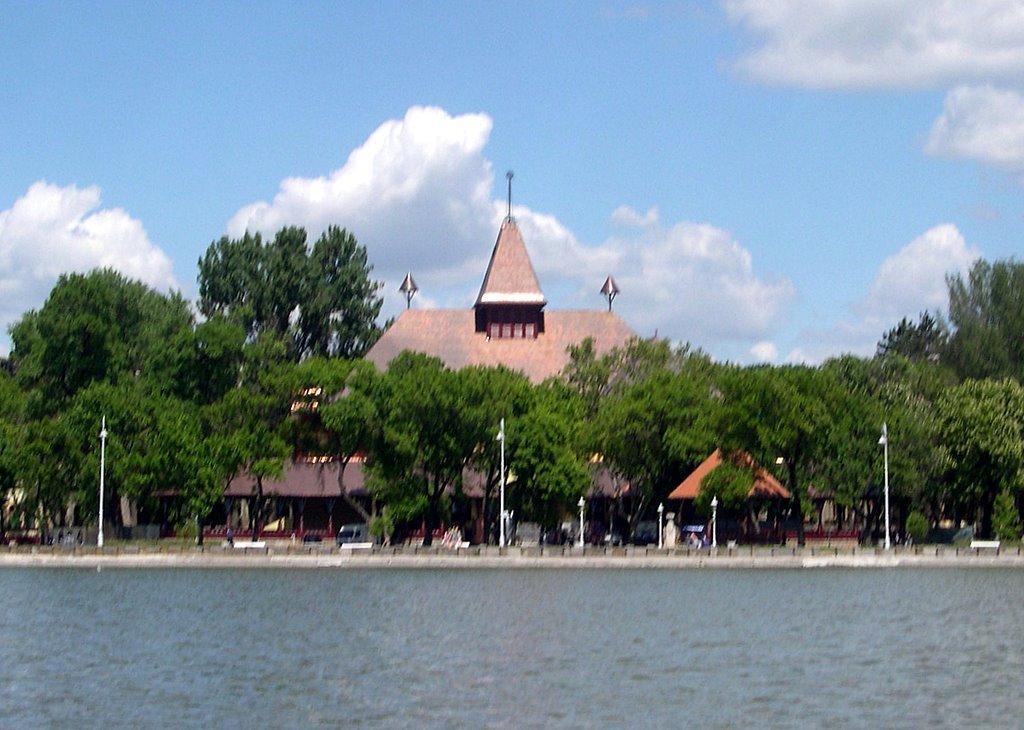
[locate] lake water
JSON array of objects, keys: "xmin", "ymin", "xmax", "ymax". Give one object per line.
[{"xmin": 0, "ymin": 567, "xmax": 1021, "ymax": 728}]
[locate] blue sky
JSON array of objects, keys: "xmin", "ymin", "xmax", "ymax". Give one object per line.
[{"xmin": 3, "ymin": 1, "xmax": 1023, "ymax": 362}]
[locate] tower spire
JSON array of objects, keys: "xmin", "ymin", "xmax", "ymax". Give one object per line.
[
  {"xmin": 506, "ymin": 170, "xmax": 514, "ymax": 222},
  {"xmin": 600, "ymin": 275, "xmax": 620, "ymax": 311},
  {"xmin": 399, "ymin": 272, "xmax": 418, "ymax": 309}
]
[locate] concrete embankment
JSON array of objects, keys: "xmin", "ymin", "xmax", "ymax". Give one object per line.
[{"xmin": 0, "ymin": 544, "xmax": 1021, "ymax": 569}]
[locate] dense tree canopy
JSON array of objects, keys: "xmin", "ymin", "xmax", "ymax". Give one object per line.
[
  {"xmin": 938, "ymin": 378, "xmax": 1024, "ymax": 539},
  {"xmin": 198, "ymin": 226, "xmax": 384, "ymax": 361},
  {"xmin": 586, "ymin": 339, "xmax": 719, "ymax": 534},
  {"xmin": 5, "ymin": 250, "xmax": 1024, "ymax": 546},
  {"xmin": 946, "ymin": 259, "xmax": 1024, "ymax": 381},
  {"xmin": 9, "ymin": 269, "xmax": 192, "ymax": 412}
]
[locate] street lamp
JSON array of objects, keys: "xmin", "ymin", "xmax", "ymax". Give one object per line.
[
  {"xmin": 98, "ymin": 416, "xmax": 107, "ymax": 548},
  {"xmin": 497, "ymin": 418, "xmax": 506, "ymax": 548},
  {"xmin": 879, "ymin": 422, "xmax": 891, "ymax": 550},
  {"xmin": 577, "ymin": 496, "xmax": 585, "ymax": 548},
  {"xmin": 657, "ymin": 502, "xmax": 664, "ymax": 548},
  {"xmin": 710, "ymin": 495, "xmax": 718, "ymax": 548}
]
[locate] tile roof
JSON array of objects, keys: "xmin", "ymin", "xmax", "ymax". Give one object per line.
[
  {"xmin": 475, "ymin": 220, "xmax": 546, "ymax": 306},
  {"xmin": 365, "ymin": 308, "xmax": 637, "ymax": 382},
  {"xmin": 668, "ymin": 449, "xmax": 791, "ymax": 500},
  {"xmin": 225, "ymin": 459, "xmax": 367, "ymax": 498}
]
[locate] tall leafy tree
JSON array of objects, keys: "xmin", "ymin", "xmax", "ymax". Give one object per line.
[
  {"xmin": 716, "ymin": 365, "xmax": 831, "ymax": 546},
  {"xmin": 166, "ymin": 315, "xmax": 247, "ymax": 405},
  {"xmin": 0, "ymin": 373, "xmax": 21, "ymax": 537},
  {"xmin": 300, "ymin": 227, "xmax": 386, "ymax": 359},
  {"xmin": 938, "ymin": 378, "xmax": 1024, "ymax": 538},
  {"xmin": 459, "ymin": 365, "xmax": 535, "ymax": 543},
  {"xmin": 198, "ymin": 225, "xmax": 384, "ymax": 360},
  {"xmin": 946, "ymin": 259, "xmax": 1024, "ymax": 381},
  {"xmin": 345, "ymin": 352, "xmax": 479, "ymax": 546},
  {"xmin": 207, "ymin": 335, "xmax": 296, "ymax": 540},
  {"xmin": 9, "ymin": 269, "xmax": 192, "ymax": 412},
  {"xmin": 876, "ymin": 311, "xmax": 948, "ymax": 363},
  {"xmin": 590, "ymin": 339, "xmax": 719, "ymax": 537},
  {"xmin": 510, "ymin": 380, "xmax": 592, "ymax": 530}
]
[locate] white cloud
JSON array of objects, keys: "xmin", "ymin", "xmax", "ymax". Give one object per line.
[
  {"xmin": 925, "ymin": 85, "xmax": 1024, "ymax": 170},
  {"xmin": 750, "ymin": 341, "xmax": 778, "ymax": 362},
  {"xmin": 228, "ymin": 106, "xmax": 497, "ymax": 279},
  {"xmin": 860, "ymin": 223, "xmax": 980, "ymax": 319},
  {"xmin": 725, "ymin": 0, "xmax": 1024, "ymax": 89},
  {"xmin": 611, "ymin": 205, "xmax": 659, "ymax": 227},
  {"xmin": 0, "ymin": 181, "xmax": 178, "ymax": 351},
  {"xmin": 521, "ymin": 209, "xmax": 795, "ymax": 343},
  {"xmin": 786, "ymin": 223, "xmax": 980, "ymax": 363},
  {"xmin": 227, "ymin": 107, "xmax": 795, "ymax": 347}
]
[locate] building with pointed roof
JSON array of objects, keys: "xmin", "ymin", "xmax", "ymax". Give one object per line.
[{"xmin": 366, "ymin": 218, "xmax": 636, "ymax": 382}]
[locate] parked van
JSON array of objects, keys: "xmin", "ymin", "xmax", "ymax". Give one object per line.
[{"xmin": 336, "ymin": 523, "xmax": 370, "ymax": 546}]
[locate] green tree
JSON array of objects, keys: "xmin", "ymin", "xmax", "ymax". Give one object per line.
[
  {"xmin": 905, "ymin": 511, "xmax": 929, "ymax": 543},
  {"xmin": 9, "ymin": 269, "xmax": 192, "ymax": 412},
  {"xmin": 945, "ymin": 259, "xmax": 1024, "ymax": 381},
  {"xmin": 590, "ymin": 340, "xmax": 719, "ymax": 537},
  {"xmin": 871, "ymin": 355, "xmax": 953, "ymax": 525},
  {"xmin": 938, "ymin": 378, "xmax": 1024, "ymax": 539},
  {"xmin": 347, "ymin": 352, "xmax": 478, "ymax": 546},
  {"xmin": 695, "ymin": 457, "xmax": 754, "ymax": 514},
  {"xmin": 992, "ymin": 489, "xmax": 1021, "ymax": 543},
  {"xmin": 293, "ymin": 357, "xmax": 377, "ymax": 523},
  {"xmin": 562, "ymin": 337, "xmax": 613, "ymax": 418},
  {"xmin": 166, "ymin": 315, "xmax": 246, "ymax": 404},
  {"xmin": 876, "ymin": 311, "xmax": 948, "ymax": 363},
  {"xmin": 506, "ymin": 380, "xmax": 591, "ymax": 531},
  {"xmin": 716, "ymin": 365, "xmax": 831, "ymax": 546},
  {"xmin": 459, "ymin": 365, "xmax": 535, "ymax": 543},
  {"xmin": 134, "ymin": 396, "xmax": 227, "ymax": 543},
  {"xmin": 300, "ymin": 227, "xmax": 386, "ymax": 358},
  {"xmin": 198, "ymin": 225, "xmax": 384, "ymax": 361}
]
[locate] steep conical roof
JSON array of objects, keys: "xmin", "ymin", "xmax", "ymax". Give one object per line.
[{"xmin": 475, "ymin": 219, "xmax": 546, "ymax": 307}]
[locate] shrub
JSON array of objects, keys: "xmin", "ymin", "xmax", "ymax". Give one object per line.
[
  {"xmin": 993, "ymin": 490, "xmax": 1021, "ymax": 543},
  {"xmin": 905, "ymin": 511, "xmax": 929, "ymax": 544}
]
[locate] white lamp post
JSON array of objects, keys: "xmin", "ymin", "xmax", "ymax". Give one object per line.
[
  {"xmin": 879, "ymin": 422, "xmax": 891, "ymax": 550},
  {"xmin": 497, "ymin": 418, "xmax": 506, "ymax": 548},
  {"xmin": 710, "ymin": 495, "xmax": 718, "ymax": 548},
  {"xmin": 657, "ymin": 502, "xmax": 664, "ymax": 548},
  {"xmin": 98, "ymin": 416, "xmax": 107, "ymax": 548},
  {"xmin": 577, "ymin": 496, "xmax": 585, "ymax": 548}
]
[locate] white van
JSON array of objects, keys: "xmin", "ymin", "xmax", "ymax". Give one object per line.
[{"xmin": 336, "ymin": 523, "xmax": 371, "ymax": 547}]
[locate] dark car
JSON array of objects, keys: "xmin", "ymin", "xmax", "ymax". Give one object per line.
[{"xmin": 632, "ymin": 521, "xmax": 658, "ymax": 546}]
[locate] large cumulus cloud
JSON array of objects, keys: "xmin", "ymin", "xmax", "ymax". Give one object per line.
[
  {"xmin": 0, "ymin": 181, "xmax": 178, "ymax": 352},
  {"xmin": 785, "ymin": 223, "xmax": 980, "ymax": 363},
  {"xmin": 225, "ymin": 107, "xmax": 795, "ymax": 349}
]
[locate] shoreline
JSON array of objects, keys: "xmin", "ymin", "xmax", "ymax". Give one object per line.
[{"xmin": 0, "ymin": 544, "xmax": 1021, "ymax": 570}]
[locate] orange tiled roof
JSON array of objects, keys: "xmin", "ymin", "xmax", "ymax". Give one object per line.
[
  {"xmin": 365, "ymin": 308, "xmax": 636, "ymax": 383},
  {"xmin": 475, "ymin": 219, "xmax": 546, "ymax": 306},
  {"xmin": 668, "ymin": 449, "xmax": 791, "ymax": 500}
]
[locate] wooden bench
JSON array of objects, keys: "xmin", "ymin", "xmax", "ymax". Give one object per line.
[
  {"xmin": 232, "ymin": 540, "xmax": 266, "ymax": 550},
  {"xmin": 338, "ymin": 542, "xmax": 374, "ymax": 550},
  {"xmin": 970, "ymin": 539, "xmax": 1000, "ymax": 550}
]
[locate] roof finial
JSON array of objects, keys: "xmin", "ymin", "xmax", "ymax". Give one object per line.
[
  {"xmin": 506, "ymin": 170, "xmax": 514, "ymax": 222},
  {"xmin": 600, "ymin": 275, "xmax": 620, "ymax": 311},
  {"xmin": 399, "ymin": 272, "xmax": 418, "ymax": 309}
]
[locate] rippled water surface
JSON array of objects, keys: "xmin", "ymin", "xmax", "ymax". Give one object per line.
[{"xmin": 0, "ymin": 567, "xmax": 1021, "ymax": 728}]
